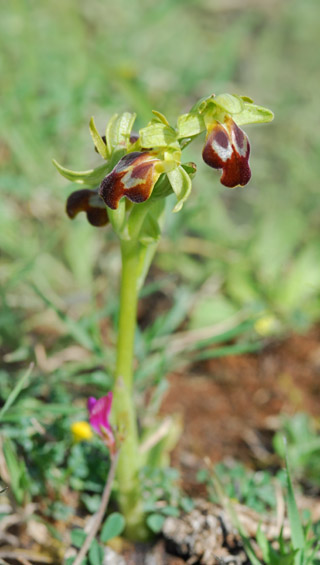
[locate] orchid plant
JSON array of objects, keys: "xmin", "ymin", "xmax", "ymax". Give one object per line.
[{"xmin": 54, "ymin": 93, "xmax": 273, "ymax": 541}]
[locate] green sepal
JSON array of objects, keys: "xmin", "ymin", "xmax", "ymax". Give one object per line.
[
  {"xmin": 231, "ymin": 101, "xmax": 274, "ymax": 125},
  {"xmin": 189, "ymin": 95, "xmax": 213, "ymax": 114},
  {"xmin": 167, "ymin": 165, "xmax": 192, "ymax": 213},
  {"xmin": 107, "ymin": 198, "xmax": 126, "ymax": 234},
  {"xmin": 177, "ymin": 112, "xmax": 205, "ymax": 139},
  {"xmin": 105, "ymin": 112, "xmax": 136, "ymax": 154},
  {"xmin": 213, "ymin": 93, "xmax": 244, "ymax": 115},
  {"xmin": 182, "ymin": 161, "xmax": 197, "ymax": 178},
  {"xmin": 89, "ymin": 116, "xmax": 109, "ymax": 159},
  {"xmin": 150, "ymin": 173, "xmax": 174, "ymax": 200},
  {"xmin": 52, "ymin": 159, "xmax": 109, "ymax": 187},
  {"xmin": 240, "ymin": 95, "xmax": 254, "ymax": 103},
  {"xmin": 139, "ymin": 122, "xmax": 178, "ymax": 148},
  {"xmin": 205, "ymin": 93, "xmax": 273, "ymax": 125},
  {"xmin": 151, "ymin": 110, "xmax": 170, "ymax": 125},
  {"xmin": 202, "ymin": 93, "xmax": 274, "ymax": 126}
]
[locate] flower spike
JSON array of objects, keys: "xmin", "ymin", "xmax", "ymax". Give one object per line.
[
  {"xmin": 202, "ymin": 116, "xmax": 251, "ymax": 188},
  {"xmin": 99, "ymin": 152, "xmax": 162, "ymax": 210},
  {"xmin": 66, "ymin": 188, "xmax": 108, "ymax": 227}
]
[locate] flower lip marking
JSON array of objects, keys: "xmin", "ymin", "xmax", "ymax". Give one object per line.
[
  {"xmin": 99, "ymin": 151, "xmax": 161, "ymax": 209},
  {"xmin": 202, "ymin": 116, "xmax": 251, "ymax": 188}
]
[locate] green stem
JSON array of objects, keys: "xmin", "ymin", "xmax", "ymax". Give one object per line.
[{"xmin": 112, "ymin": 239, "xmax": 148, "ymax": 541}]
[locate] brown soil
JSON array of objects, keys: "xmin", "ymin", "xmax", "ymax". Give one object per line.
[{"xmin": 163, "ymin": 327, "xmax": 320, "ymax": 493}]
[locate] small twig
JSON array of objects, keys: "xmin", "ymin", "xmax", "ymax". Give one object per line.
[
  {"xmin": 154, "ymin": 311, "xmax": 246, "ymax": 354},
  {"xmin": 0, "ymin": 552, "xmax": 52, "ymax": 563},
  {"xmin": 139, "ymin": 417, "xmax": 172, "ymax": 455},
  {"xmin": 17, "ymin": 557, "xmax": 33, "ymax": 565},
  {"xmin": 72, "ymin": 452, "xmax": 119, "ymax": 565}
]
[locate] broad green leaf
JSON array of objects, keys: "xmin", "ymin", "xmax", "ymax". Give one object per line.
[
  {"xmin": 146, "ymin": 513, "xmax": 165, "ymax": 533},
  {"xmin": 89, "ymin": 116, "xmax": 108, "ymax": 159},
  {"xmin": 100, "ymin": 512, "xmax": 125, "ymax": 542},
  {"xmin": 180, "ymin": 497, "xmax": 194, "ymax": 513},
  {"xmin": 88, "ymin": 539, "xmax": 104, "ymax": 565},
  {"xmin": 71, "ymin": 528, "xmax": 87, "ymax": 549},
  {"xmin": 161, "ymin": 505, "xmax": 180, "ymax": 517},
  {"xmin": 105, "ymin": 112, "xmax": 136, "ymax": 153},
  {"xmin": 52, "ymin": 160, "xmax": 109, "ymax": 187},
  {"xmin": 176, "ymin": 112, "xmax": 205, "ymax": 139},
  {"xmin": 139, "ymin": 123, "xmax": 178, "ymax": 148},
  {"xmin": 167, "ymin": 165, "xmax": 192, "ymax": 212}
]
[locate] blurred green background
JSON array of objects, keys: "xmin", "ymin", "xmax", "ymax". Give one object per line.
[{"xmin": 1, "ymin": 0, "xmax": 320, "ymax": 370}]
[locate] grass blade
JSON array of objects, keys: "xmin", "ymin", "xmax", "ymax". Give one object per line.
[
  {"xmin": 284, "ymin": 438, "xmax": 305, "ymax": 564},
  {"xmin": 0, "ymin": 363, "xmax": 33, "ymax": 422}
]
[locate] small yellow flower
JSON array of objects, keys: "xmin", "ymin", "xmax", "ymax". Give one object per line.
[
  {"xmin": 71, "ymin": 421, "xmax": 93, "ymax": 442},
  {"xmin": 254, "ymin": 315, "xmax": 278, "ymax": 336}
]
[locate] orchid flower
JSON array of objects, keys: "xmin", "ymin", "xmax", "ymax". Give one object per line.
[
  {"xmin": 99, "ymin": 152, "xmax": 162, "ymax": 210},
  {"xmin": 202, "ymin": 115, "xmax": 251, "ymax": 188},
  {"xmin": 66, "ymin": 188, "xmax": 108, "ymax": 227}
]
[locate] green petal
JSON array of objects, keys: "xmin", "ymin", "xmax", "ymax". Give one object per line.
[
  {"xmin": 105, "ymin": 112, "xmax": 136, "ymax": 153},
  {"xmin": 177, "ymin": 112, "xmax": 205, "ymax": 139},
  {"xmin": 189, "ymin": 95, "xmax": 212, "ymax": 114},
  {"xmin": 139, "ymin": 123, "xmax": 178, "ymax": 148},
  {"xmin": 151, "ymin": 110, "xmax": 170, "ymax": 125},
  {"xmin": 167, "ymin": 165, "xmax": 192, "ymax": 213},
  {"xmin": 89, "ymin": 116, "xmax": 109, "ymax": 159},
  {"xmin": 52, "ymin": 159, "xmax": 109, "ymax": 187}
]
